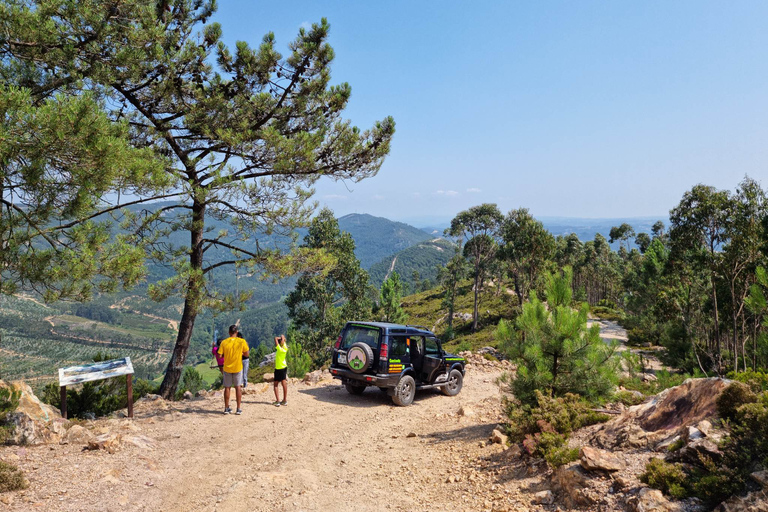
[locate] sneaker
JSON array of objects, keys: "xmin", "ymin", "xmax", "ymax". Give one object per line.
[
  {"xmin": 280, "ymin": 401, "xmax": 287, "ymax": 407},
  {"xmin": 235, "ymin": 409, "xmax": 242, "ymax": 415},
  {"xmin": 224, "ymin": 407, "xmax": 232, "ymax": 415},
  {"xmin": 272, "ymin": 401, "xmax": 280, "ymax": 407}
]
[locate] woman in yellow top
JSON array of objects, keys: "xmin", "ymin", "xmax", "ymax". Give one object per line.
[{"xmin": 273, "ymin": 335, "xmax": 288, "ymax": 406}]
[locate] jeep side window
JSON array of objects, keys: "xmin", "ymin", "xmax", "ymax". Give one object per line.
[
  {"xmin": 389, "ymin": 337, "xmax": 408, "ymax": 357},
  {"xmin": 425, "ymin": 337, "xmax": 439, "ymax": 355}
]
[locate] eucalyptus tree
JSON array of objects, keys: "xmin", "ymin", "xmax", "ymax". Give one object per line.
[
  {"xmin": 0, "ymin": 1, "xmax": 394, "ymax": 397},
  {"xmin": 448, "ymin": 204, "xmax": 503, "ymax": 332},
  {"xmin": 670, "ymin": 185, "xmax": 732, "ymax": 373},
  {"xmin": 437, "ymin": 244, "xmax": 468, "ymax": 335},
  {"xmin": 609, "ymin": 223, "xmax": 636, "ymax": 253},
  {"xmin": 499, "ymin": 208, "xmax": 555, "ymax": 306}
]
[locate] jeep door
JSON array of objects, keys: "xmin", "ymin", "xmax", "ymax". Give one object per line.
[
  {"xmin": 422, "ymin": 336, "xmax": 444, "ymax": 382},
  {"xmin": 386, "ymin": 335, "xmax": 410, "ymax": 375}
]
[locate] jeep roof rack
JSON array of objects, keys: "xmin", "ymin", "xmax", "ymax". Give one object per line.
[{"xmin": 406, "ymin": 324, "xmax": 430, "ymax": 332}]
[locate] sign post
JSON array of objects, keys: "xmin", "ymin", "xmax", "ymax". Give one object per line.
[{"xmin": 58, "ymin": 357, "xmax": 135, "ymax": 419}]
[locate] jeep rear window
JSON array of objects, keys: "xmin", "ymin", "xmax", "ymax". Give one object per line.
[{"xmin": 341, "ymin": 325, "xmax": 380, "ymax": 350}]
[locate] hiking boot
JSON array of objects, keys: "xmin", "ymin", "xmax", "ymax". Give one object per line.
[{"xmin": 224, "ymin": 407, "xmax": 232, "ymax": 415}]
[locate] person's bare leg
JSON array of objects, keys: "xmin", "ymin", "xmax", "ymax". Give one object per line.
[
  {"xmin": 281, "ymin": 380, "xmax": 288, "ymax": 402},
  {"xmin": 224, "ymin": 386, "xmax": 230, "ymax": 409},
  {"xmin": 235, "ymin": 385, "xmax": 242, "ymax": 410},
  {"xmin": 273, "ymin": 381, "xmax": 279, "ymax": 401}
]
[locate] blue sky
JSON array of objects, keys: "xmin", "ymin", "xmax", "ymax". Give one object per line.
[{"xmin": 213, "ymin": 1, "xmax": 768, "ymax": 225}]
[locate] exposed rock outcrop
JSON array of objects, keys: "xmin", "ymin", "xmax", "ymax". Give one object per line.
[
  {"xmin": 0, "ymin": 380, "xmax": 66, "ymax": 445},
  {"xmin": 595, "ymin": 378, "xmax": 729, "ymax": 449}
]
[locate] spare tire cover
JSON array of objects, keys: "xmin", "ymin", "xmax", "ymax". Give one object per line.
[{"xmin": 346, "ymin": 342, "xmax": 374, "ymax": 374}]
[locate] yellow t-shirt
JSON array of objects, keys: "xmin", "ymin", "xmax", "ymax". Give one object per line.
[{"xmin": 218, "ymin": 336, "xmax": 249, "ymax": 374}]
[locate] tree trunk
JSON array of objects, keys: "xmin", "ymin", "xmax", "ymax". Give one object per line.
[
  {"xmin": 159, "ymin": 200, "xmax": 205, "ymax": 399},
  {"xmin": 472, "ymin": 273, "xmax": 479, "ymax": 332},
  {"xmin": 513, "ymin": 271, "xmax": 523, "ymax": 307},
  {"xmin": 710, "ymin": 271, "xmax": 721, "ymax": 373}
]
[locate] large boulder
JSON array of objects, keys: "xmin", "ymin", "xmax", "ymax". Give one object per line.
[
  {"xmin": 0, "ymin": 380, "xmax": 66, "ymax": 445},
  {"xmin": 259, "ymin": 352, "xmax": 276, "ymax": 368},
  {"xmin": 595, "ymin": 378, "xmax": 729, "ymax": 449},
  {"xmin": 716, "ymin": 490, "xmax": 768, "ymax": 512},
  {"xmin": 549, "ymin": 463, "xmax": 594, "ymax": 508},
  {"xmin": 626, "ymin": 488, "xmax": 682, "ymax": 512},
  {"xmin": 579, "ymin": 446, "xmax": 625, "ymax": 472},
  {"xmin": 667, "ymin": 438, "xmax": 723, "ymax": 465}
]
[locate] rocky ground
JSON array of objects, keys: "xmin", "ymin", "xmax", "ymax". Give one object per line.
[{"xmin": 1, "ymin": 325, "xmax": 766, "ymax": 512}]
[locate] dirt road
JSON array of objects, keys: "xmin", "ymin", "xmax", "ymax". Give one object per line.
[{"xmin": 1, "ymin": 362, "xmax": 542, "ymax": 512}]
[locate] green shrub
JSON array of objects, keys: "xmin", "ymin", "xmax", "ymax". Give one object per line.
[
  {"xmin": 613, "ymin": 390, "xmax": 645, "ymax": 406},
  {"xmin": 0, "ymin": 460, "xmax": 27, "ymax": 493},
  {"xmin": 726, "ymin": 370, "xmax": 768, "ymax": 393},
  {"xmin": 0, "ymin": 387, "xmax": 20, "ymax": 443},
  {"xmin": 175, "ymin": 366, "xmax": 206, "ymax": 400},
  {"xmin": 641, "ymin": 458, "xmax": 689, "ymax": 499},
  {"xmin": 717, "ymin": 382, "xmax": 757, "ymax": 421},
  {"xmin": 0, "ymin": 388, "xmax": 20, "ymax": 419},
  {"xmin": 482, "ymin": 352, "xmax": 498, "ymax": 362},
  {"xmin": 41, "ymin": 376, "xmax": 159, "ymax": 419},
  {"xmin": 544, "ymin": 445, "xmax": 580, "ymax": 468},
  {"xmin": 454, "ymin": 339, "xmax": 471, "ymax": 352},
  {"xmin": 505, "ymin": 391, "xmax": 611, "ymax": 442},
  {"xmin": 287, "ymin": 335, "xmax": 312, "ymax": 379},
  {"xmin": 667, "ymin": 438, "xmax": 685, "ymax": 452}
]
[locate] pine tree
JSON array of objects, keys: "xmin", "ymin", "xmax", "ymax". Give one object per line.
[
  {"xmin": 0, "ymin": 2, "xmax": 394, "ymax": 397},
  {"xmin": 285, "ymin": 209, "xmax": 372, "ymax": 365},
  {"xmin": 498, "ymin": 267, "xmax": 619, "ymax": 406}
]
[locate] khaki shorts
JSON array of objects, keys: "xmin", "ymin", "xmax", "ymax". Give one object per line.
[{"xmin": 223, "ymin": 371, "xmax": 242, "ymax": 388}]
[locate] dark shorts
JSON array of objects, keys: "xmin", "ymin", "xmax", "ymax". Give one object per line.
[{"xmin": 274, "ymin": 368, "xmax": 287, "ymax": 382}]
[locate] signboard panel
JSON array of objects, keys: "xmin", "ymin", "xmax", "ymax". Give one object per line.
[{"xmin": 58, "ymin": 357, "xmax": 134, "ymax": 387}]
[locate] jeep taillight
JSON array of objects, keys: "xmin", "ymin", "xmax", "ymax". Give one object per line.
[
  {"xmin": 379, "ymin": 343, "xmax": 388, "ymax": 359},
  {"xmin": 334, "ymin": 335, "xmax": 342, "ymax": 350}
]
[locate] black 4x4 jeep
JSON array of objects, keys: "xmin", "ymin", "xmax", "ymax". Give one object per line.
[{"xmin": 330, "ymin": 322, "xmax": 466, "ymax": 406}]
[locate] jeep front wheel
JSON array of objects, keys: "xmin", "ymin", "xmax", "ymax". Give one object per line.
[
  {"xmin": 440, "ymin": 369, "xmax": 463, "ymax": 396},
  {"xmin": 344, "ymin": 382, "xmax": 366, "ymax": 395},
  {"xmin": 392, "ymin": 375, "xmax": 415, "ymax": 406}
]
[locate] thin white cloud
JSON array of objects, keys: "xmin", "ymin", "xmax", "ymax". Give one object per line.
[
  {"xmin": 445, "ymin": 190, "xmax": 459, "ymax": 197},
  {"xmin": 299, "ymin": 21, "xmax": 312, "ymax": 31},
  {"xmin": 373, "ymin": 194, "xmax": 385, "ymax": 200},
  {"xmin": 324, "ymin": 194, "xmax": 348, "ymax": 200},
  {"xmin": 466, "ymin": 188, "xmax": 481, "ymax": 193},
  {"xmin": 411, "ymin": 192, "xmax": 422, "ymax": 198}
]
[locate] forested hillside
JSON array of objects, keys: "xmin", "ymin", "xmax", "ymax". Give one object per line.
[
  {"xmin": 368, "ymin": 238, "xmax": 455, "ymax": 291},
  {"xmin": 337, "ymin": 213, "xmax": 433, "ymax": 268}
]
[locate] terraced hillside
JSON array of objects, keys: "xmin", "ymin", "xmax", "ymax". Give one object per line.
[{"xmin": 0, "ymin": 296, "xmax": 176, "ymax": 384}]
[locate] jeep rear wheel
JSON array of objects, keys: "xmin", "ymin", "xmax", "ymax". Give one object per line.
[
  {"xmin": 344, "ymin": 382, "xmax": 366, "ymax": 395},
  {"xmin": 392, "ymin": 375, "xmax": 415, "ymax": 406},
  {"xmin": 440, "ymin": 369, "xmax": 463, "ymax": 396}
]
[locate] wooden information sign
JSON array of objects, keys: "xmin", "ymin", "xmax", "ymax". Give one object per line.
[{"xmin": 57, "ymin": 357, "xmax": 135, "ymax": 419}]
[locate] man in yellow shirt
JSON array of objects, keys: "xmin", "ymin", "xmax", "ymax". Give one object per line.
[{"xmin": 218, "ymin": 325, "xmax": 249, "ymax": 415}]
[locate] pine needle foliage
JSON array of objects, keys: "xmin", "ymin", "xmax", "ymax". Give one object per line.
[{"xmin": 498, "ymin": 266, "xmax": 619, "ymax": 406}]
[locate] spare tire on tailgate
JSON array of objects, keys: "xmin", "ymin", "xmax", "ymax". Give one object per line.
[{"xmin": 346, "ymin": 342, "xmax": 374, "ymax": 374}]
